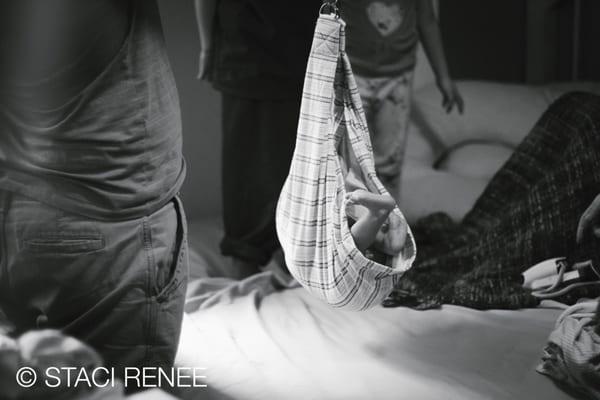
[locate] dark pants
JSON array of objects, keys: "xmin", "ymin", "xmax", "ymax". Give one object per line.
[
  {"xmin": 0, "ymin": 192, "xmax": 188, "ymax": 382},
  {"xmin": 220, "ymin": 94, "xmax": 299, "ymax": 266},
  {"xmin": 389, "ymin": 92, "xmax": 600, "ymax": 309}
]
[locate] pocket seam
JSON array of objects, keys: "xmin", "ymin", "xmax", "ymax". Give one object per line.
[
  {"xmin": 22, "ymin": 236, "xmax": 105, "ymax": 254},
  {"xmin": 156, "ymin": 242, "xmax": 186, "ymax": 303},
  {"xmin": 156, "ymin": 197, "xmax": 187, "ymax": 303}
]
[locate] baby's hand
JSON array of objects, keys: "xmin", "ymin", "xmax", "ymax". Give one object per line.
[{"xmin": 437, "ymin": 78, "xmax": 464, "ymax": 114}]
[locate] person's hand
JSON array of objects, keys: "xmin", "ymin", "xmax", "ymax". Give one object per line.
[
  {"xmin": 576, "ymin": 194, "xmax": 600, "ymax": 243},
  {"xmin": 197, "ymin": 48, "xmax": 213, "ymax": 80},
  {"xmin": 437, "ymin": 78, "xmax": 464, "ymax": 114}
]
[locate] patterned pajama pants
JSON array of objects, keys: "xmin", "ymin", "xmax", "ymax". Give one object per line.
[
  {"xmin": 387, "ymin": 92, "xmax": 600, "ymax": 310},
  {"xmin": 354, "ymin": 71, "xmax": 414, "ymax": 197}
]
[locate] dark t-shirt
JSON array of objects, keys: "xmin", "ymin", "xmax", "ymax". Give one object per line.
[
  {"xmin": 0, "ymin": 0, "xmax": 185, "ymax": 221},
  {"xmin": 341, "ymin": 0, "xmax": 418, "ymax": 77},
  {"xmin": 210, "ymin": 0, "xmax": 321, "ymax": 99}
]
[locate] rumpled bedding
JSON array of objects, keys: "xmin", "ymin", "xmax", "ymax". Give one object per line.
[
  {"xmin": 538, "ymin": 300, "xmax": 600, "ymax": 399},
  {"xmin": 176, "ymin": 270, "xmax": 575, "ymax": 400},
  {"xmin": 0, "ymin": 330, "xmax": 125, "ymax": 400}
]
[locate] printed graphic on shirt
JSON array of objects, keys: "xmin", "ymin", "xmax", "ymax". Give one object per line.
[{"xmin": 366, "ymin": 1, "xmax": 405, "ymax": 37}]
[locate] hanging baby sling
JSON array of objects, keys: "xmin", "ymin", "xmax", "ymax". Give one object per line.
[{"xmin": 275, "ymin": 13, "xmax": 417, "ymax": 311}]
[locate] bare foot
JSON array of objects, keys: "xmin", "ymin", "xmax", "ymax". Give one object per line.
[
  {"xmin": 346, "ymin": 189, "xmax": 398, "ymax": 253},
  {"xmin": 375, "ymin": 212, "xmax": 407, "ymax": 256},
  {"xmin": 345, "ymin": 189, "xmax": 395, "ymax": 216}
]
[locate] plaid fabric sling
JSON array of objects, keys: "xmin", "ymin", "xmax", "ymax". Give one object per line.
[{"xmin": 275, "ymin": 15, "xmax": 416, "ymax": 311}]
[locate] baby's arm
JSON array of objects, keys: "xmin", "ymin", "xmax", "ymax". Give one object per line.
[
  {"xmin": 194, "ymin": 0, "xmax": 218, "ymax": 80},
  {"xmin": 346, "ymin": 191, "xmax": 406, "ymax": 255},
  {"xmin": 416, "ymin": 0, "xmax": 464, "ymax": 114}
]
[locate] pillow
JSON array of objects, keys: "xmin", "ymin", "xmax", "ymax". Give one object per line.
[
  {"xmin": 401, "ymin": 81, "xmax": 600, "ymax": 223},
  {"xmin": 400, "ymin": 164, "xmax": 488, "ymax": 223},
  {"xmin": 407, "ymin": 81, "xmax": 553, "ymax": 163},
  {"xmin": 543, "ymin": 82, "xmax": 600, "ymax": 103},
  {"xmin": 400, "ymin": 81, "xmax": 600, "ymax": 223},
  {"xmin": 437, "ymin": 142, "xmax": 514, "ymax": 180},
  {"xmin": 407, "ymin": 80, "xmax": 600, "ymax": 164}
]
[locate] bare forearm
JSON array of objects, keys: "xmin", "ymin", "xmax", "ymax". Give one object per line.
[
  {"xmin": 417, "ymin": 2, "xmax": 451, "ymax": 83},
  {"xmin": 417, "ymin": 1, "xmax": 464, "ymax": 113},
  {"xmin": 419, "ymin": 24, "xmax": 450, "ymax": 82},
  {"xmin": 195, "ymin": 0, "xmax": 217, "ymax": 50}
]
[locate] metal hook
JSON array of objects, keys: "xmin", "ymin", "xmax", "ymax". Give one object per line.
[{"xmin": 319, "ymin": 0, "xmax": 340, "ymax": 18}]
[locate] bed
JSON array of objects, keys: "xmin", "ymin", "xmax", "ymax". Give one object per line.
[
  {"xmin": 175, "ymin": 219, "xmax": 573, "ymax": 400},
  {"xmin": 174, "ymin": 81, "xmax": 600, "ymax": 400}
]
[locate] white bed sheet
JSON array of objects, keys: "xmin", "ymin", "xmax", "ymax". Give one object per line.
[
  {"xmin": 174, "ymin": 82, "xmax": 600, "ymax": 400},
  {"xmin": 175, "ymin": 271, "xmax": 572, "ymax": 400}
]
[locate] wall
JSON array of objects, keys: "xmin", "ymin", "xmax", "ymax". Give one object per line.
[
  {"xmin": 579, "ymin": 0, "xmax": 600, "ymax": 81},
  {"xmin": 440, "ymin": 0, "xmax": 527, "ymax": 82},
  {"xmin": 440, "ymin": 0, "xmax": 600, "ymax": 83},
  {"xmin": 158, "ymin": 0, "xmax": 222, "ymax": 219}
]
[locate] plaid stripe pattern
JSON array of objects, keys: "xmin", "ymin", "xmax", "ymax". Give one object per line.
[
  {"xmin": 275, "ymin": 15, "xmax": 416, "ymax": 311},
  {"xmin": 386, "ymin": 92, "xmax": 600, "ymax": 310}
]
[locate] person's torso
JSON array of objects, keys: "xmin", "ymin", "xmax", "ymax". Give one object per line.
[
  {"xmin": 0, "ymin": 0, "xmax": 130, "ymax": 109},
  {"xmin": 341, "ymin": 0, "xmax": 418, "ymax": 77},
  {"xmin": 211, "ymin": 0, "xmax": 321, "ymax": 99},
  {"xmin": 0, "ymin": 0, "xmax": 185, "ymax": 221}
]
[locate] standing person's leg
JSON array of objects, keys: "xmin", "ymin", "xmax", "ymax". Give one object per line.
[
  {"xmin": 389, "ymin": 92, "xmax": 600, "ymax": 309},
  {"xmin": 372, "ymin": 72, "xmax": 414, "ymax": 198},
  {"xmin": 0, "ymin": 193, "xmax": 188, "ymax": 389},
  {"xmin": 355, "ymin": 73, "xmax": 414, "ymax": 198},
  {"xmin": 220, "ymin": 94, "xmax": 299, "ymax": 276},
  {"xmin": 354, "ymin": 75, "xmax": 377, "ymax": 129}
]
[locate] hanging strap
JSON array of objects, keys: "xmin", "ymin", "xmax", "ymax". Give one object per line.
[{"xmin": 320, "ymin": 0, "xmax": 340, "ymax": 18}]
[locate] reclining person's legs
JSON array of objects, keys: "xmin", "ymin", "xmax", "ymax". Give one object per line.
[
  {"xmin": 390, "ymin": 92, "xmax": 600, "ymax": 309},
  {"xmin": 461, "ymin": 92, "xmax": 600, "ymax": 237}
]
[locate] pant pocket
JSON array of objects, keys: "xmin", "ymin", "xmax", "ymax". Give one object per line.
[
  {"xmin": 146, "ymin": 196, "xmax": 188, "ymax": 303},
  {"xmin": 20, "ymin": 230, "xmax": 109, "ymax": 296},
  {"xmin": 23, "ymin": 234, "xmax": 105, "ymax": 254}
]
